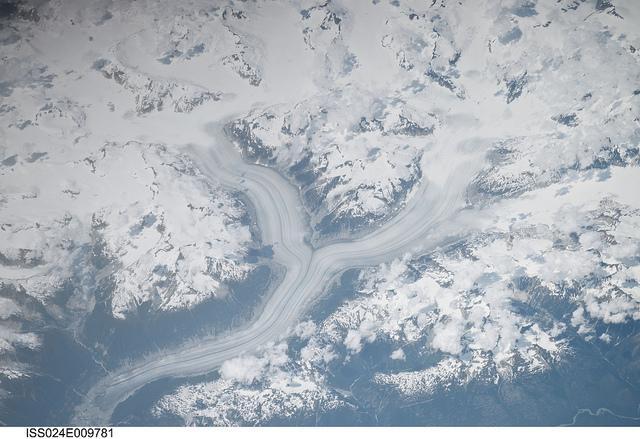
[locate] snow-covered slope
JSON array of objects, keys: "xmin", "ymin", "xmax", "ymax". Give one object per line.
[
  {"xmin": 0, "ymin": 0, "xmax": 267, "ymax": 388},
  {"xmin": 1, "ymin": 136, "xmax": 254, "ymax": 319},
  {"xmin": 229, "ymin": 88, "xmax": 437, "ymax": 239},
  {"xmin": 145, "ymin": 0, "xmax": 640, "ymax": 424},
  {"xmin": 1, "ymin": 0, "xmax": 639, "ymax": 426},
  {"xmin": 154, "ymin": 167, "xmax": 640, "ymax": 426},
  {"xmin": 154, "ymin": 342, "xmax": 344, "ymax": 426}
]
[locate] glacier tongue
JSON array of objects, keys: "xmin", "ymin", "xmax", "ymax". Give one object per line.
[{"xmin": 1, "ymin": 0, "xmax": 640, "ymax": 426}]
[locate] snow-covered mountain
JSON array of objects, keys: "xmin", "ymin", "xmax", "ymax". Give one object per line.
[
  {"xmin": 1, "ymin": 0, "xmax": 639, "ymax": 427},
  {"xmin": 154, "ymin": 165, "xmax": 639, "ymax": 425},
  {"xmin": 229, "ymin": 88, "xmax": 437, "ymax": 240},
  {"xmin": 1, "ymin": 0, "xmax": 270, "ymax": 393}
]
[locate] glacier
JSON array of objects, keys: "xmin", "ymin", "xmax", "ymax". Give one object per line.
[{"xmin": 0, "ymin": 0, "xmax": 639, "ymax": 427}]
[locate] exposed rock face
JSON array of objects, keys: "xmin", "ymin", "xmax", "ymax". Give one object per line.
[{"xmin": 93, "ymin": 59, "xmax": 220, "ymax": 114}]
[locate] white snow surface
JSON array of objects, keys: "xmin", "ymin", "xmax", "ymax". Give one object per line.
[
  {"xmin": 154, "ymin": 342, "xmax": 344, "ymax": 426},
  {"xmin": 0, "ymin": 0, "xmax": 639, "ymax": 424}
]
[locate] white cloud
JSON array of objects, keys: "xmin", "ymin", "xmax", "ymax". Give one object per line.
[
  {"xmin": 294, "ymin": 320, "xmax": 317, "ymax": 340},
  {"xmin": 218, "ymin": 342, "xmax": 290, "ymax": 385},
  {"xmin": 0, "ymin": 298, "xmax": 21, "ymax": 320},
  {"xmin": 219, "ymin": 355, "xmax": 267, "ymax": 385},
  {"xmin": 431, "ymin": 317, "xmax": 465, "ymax": 356},
  {"xmin": 343, "ymin": 329, "xmax": 363, "ymax": 354}
]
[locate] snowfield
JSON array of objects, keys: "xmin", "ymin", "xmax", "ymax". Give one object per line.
[
  {"xmin": 229, "ymin": 87, "xmax": 438, "ymax": 241},
  {"xmin": 1, "ymin": 138, "xmax": 254, "ymax": 319},
  {"xmin": 1, "ymin": 0, "xmax": 639, "ymax": 426}
]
